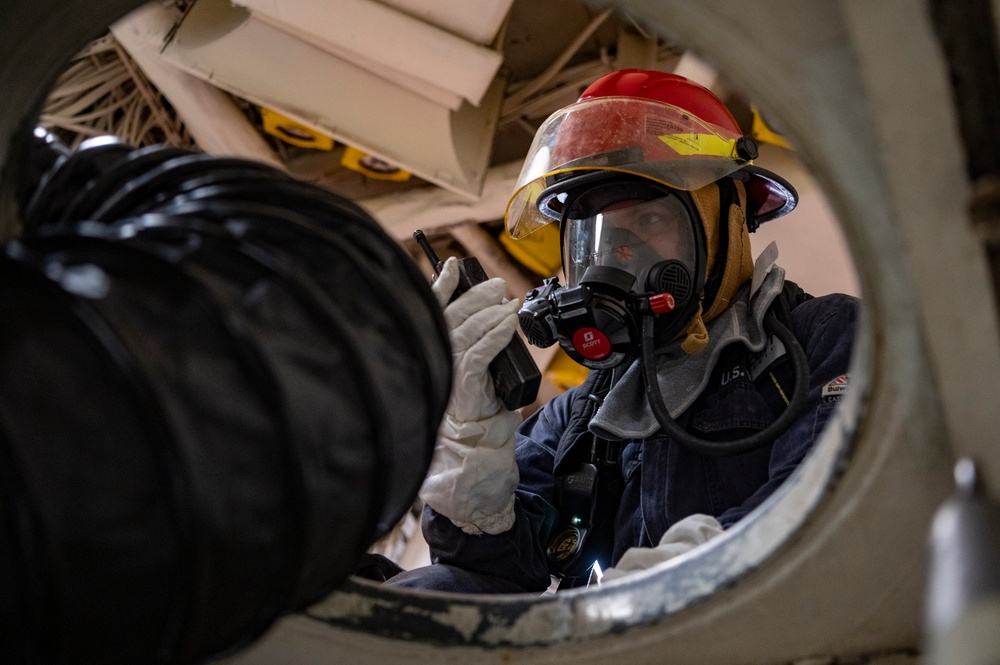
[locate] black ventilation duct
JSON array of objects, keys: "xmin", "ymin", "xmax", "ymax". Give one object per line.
[{"xmin": 1, "ymin": 134, "xmax": 452, "ymax": 665}]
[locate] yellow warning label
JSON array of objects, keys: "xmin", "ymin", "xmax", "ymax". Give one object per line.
[
  {"xmin": 658, "ymin": 133, "xmax": 736, "ymax": 157},
  {"xmin": 341, "ymin": 145, "xmax": 411, "ymax": 182},
  {"xmin": 260, "ymin": 107, "xmax": 334, "ymax": 150}
]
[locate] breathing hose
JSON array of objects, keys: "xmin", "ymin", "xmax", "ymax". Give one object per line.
[{"xmin": 641, "ymin": 310, "xmax": 811, "ymax": 456}]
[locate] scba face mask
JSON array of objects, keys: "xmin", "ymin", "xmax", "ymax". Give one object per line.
[{"xmin": 519, "ymin": 179, "xmax": 707, "ymax": 369}]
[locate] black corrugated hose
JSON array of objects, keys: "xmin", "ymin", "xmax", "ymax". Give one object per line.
[{"xmin": 0, "ymin": 133, "xmax": 452, "ymax": 665}]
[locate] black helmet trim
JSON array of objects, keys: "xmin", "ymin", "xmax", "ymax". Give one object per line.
[{"xmin": 737, "ymin": 165, "xmax": 799, "ymax": 230}]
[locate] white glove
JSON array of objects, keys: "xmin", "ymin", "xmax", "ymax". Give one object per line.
[
  {"xmin": 600, "ymin": 514, "xmax": 723, "ymax": 583},
  {"xmin": 418, "ymin": 257, "xmax": 524, "ymax": 535}
]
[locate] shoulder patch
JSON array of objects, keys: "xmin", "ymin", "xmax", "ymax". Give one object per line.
[{"xmin": 822, "ymin": 374, "xmax": 850, "ymax": 402}]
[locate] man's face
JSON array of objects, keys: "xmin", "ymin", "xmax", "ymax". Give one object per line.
[
  {"xmin": 596, "ymin": 197, "xmax": 693, "ymax": 265},
  {"xmin": 563, "ymin": 193, "xmax": 697, "ymax": 288}
]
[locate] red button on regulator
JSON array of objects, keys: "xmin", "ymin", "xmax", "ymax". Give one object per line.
[
  {"xmin": 572, "ymin": 327, "xmax": 611, "ymax": 360},
  {"xmin": 649, "ymin": 293, "xmax": 676, "ymax": 315}
]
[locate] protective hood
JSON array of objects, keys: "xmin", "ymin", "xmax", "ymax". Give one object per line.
[{"xmin": 678, "ymin": 179, "xmax": 755, "ymax": 354}]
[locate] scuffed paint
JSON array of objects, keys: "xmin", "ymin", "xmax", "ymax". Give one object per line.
[
  {"xmin": 421, "ymin": 604, "xmax": 484, "ymax": 642},
  {"xmin": 306, "ymin": 586, "xmax": 488, "ymax": 642},
  {"xmin": 308, "ymin": 589, "xmax": 399, "ymax": 622},
  {"xmin": 478, "ymin": 597, "xmax": 573, "ymax": 644},
  {"xmin": 580, "ymin": 593, "xmax": 636, "ymax": 625}
]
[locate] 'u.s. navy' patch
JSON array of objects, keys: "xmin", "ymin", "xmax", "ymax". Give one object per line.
[{"xmin": 821, "ymin": 374, "xmax": 849, "ymax": 403}]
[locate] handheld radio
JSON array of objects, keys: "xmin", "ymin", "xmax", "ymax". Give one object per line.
[{"xmin": 414, "ymin": 229, "xmax": 542, "ymax": 411}]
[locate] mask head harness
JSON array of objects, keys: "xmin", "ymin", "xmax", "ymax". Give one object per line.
[{"xmin": 519, "ymin": 173, "xmax": 707, "ymax": 369}]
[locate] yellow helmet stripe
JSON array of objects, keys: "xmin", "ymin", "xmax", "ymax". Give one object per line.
[{"xmin": 658, "ymin": 133, "xmax": 738, "ymax": 158}]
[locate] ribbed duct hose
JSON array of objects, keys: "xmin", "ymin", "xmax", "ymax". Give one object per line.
[{"xmin": 0, "ymin": 135, "xmax": 452, "ymax": 665}]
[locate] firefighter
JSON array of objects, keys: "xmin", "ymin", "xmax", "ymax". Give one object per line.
[{"xmin": 389, "ymin": 69, "xmax": 859, "ymax": 592}]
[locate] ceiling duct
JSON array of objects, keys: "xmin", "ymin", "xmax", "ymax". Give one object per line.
[
  {"xmin": 229, "ymin": 0, "xmax": 505, "ymax": 109},
  {"xmin": 159, "ymin": 0, "xmax": 508, "ymax": 199},
  {"xmin": 377, "ymin": 0, "xmax": 515, "ymax": 45}
]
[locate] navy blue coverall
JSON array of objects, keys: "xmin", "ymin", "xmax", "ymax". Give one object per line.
[{"xmin": 388, "ymin": 292, "xmax": 859, "ymax": 594}]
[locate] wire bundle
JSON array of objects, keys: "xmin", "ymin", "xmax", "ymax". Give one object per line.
[
  {"xmin": 39, "ymin": 35, "xmax": 194, "ymax": 150},
  {"xmin": 1, "ymin": 134, "xmax": 451, "ymax": 664}
]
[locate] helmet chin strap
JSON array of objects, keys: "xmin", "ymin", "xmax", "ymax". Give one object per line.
[{"xmin": 640, "ymin": 312, "xmax": 810, "ymax": 456}]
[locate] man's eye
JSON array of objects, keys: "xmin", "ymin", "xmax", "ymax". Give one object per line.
[{"xmin": 638, "ymin": 213, "xmax": 664, "ymax": 227}]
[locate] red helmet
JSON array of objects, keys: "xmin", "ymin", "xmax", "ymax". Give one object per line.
[{"xmin": 505, "ymin": 69, "xmax": 796, "ymax": 239}]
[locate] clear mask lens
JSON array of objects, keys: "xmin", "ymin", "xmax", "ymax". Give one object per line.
[{"xmin": 563, "ymin": 193, "xmax": 697, "ymax": 288}]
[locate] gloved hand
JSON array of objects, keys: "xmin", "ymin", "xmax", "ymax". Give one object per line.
[
  {"xmin": 600, "ymin": 514, "xmax": 723, "ymax": 583},
  {"xmin": 418, "ymin": 257, "xmax": 524, "ymax": 535}
]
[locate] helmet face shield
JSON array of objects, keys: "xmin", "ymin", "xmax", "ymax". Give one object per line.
[
  {"xmin": 561, "ymin": 185, "xmax": 699, "ymax": 290},
  {"xmin": 505, "ymin": 97, "xmax": 746, "ymax": 239}
]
